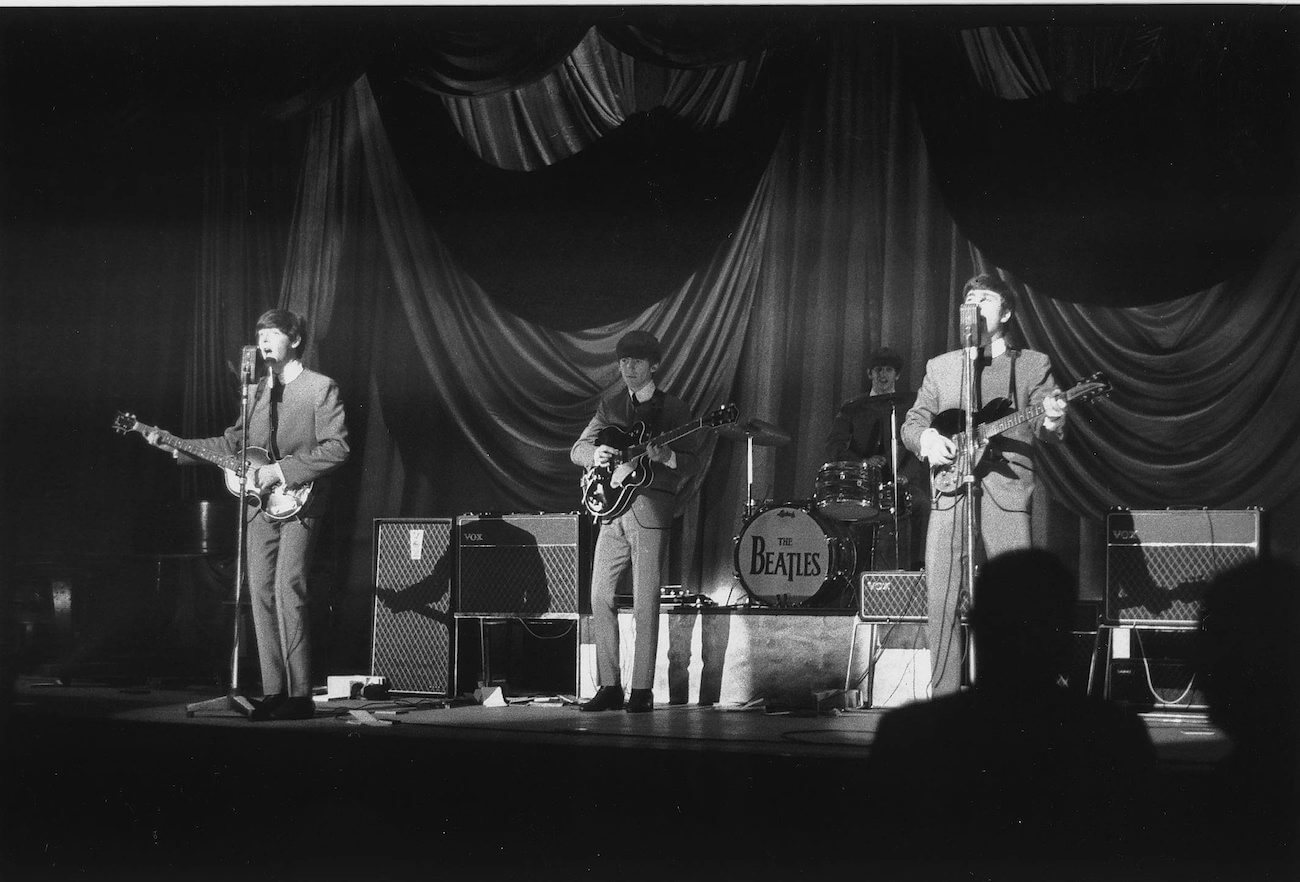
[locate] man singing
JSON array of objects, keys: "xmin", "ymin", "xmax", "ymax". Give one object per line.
[{"xmin": 901, "ymin": 274, "xmax": 1068, "ymax": 696}]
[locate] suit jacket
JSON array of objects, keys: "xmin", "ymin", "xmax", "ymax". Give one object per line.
[
  {"xmin": 197, "ymin": 368, "xmax": 350, "ymax": 518},
  {"xmin": 901, "ymin": 348, "xmax": 1062, "ymax": 512},
  {"xmin": 571, "ymin": 387, "xmax": 700, "ymax": 528}
]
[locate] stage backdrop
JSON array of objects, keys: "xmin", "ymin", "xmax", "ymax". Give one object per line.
[{"xmin": 5, "ymin": 11, "xmax": 1297, "ymax": 676}]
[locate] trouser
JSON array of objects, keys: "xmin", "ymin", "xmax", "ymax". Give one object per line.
[
  {"xmin": 246, "ymin": 513, "xmax": 319, "ymax": 698},
  {"xmin": 924, "ymin": 490, "xmax": 1030, "ymax": 696},
  {"xmin": 589, "ymin": 508, "xmax": 668, "ymax": 691}
]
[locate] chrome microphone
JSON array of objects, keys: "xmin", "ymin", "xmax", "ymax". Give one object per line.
[
  {"xmin": 960, "ymin": 303, "xmax": 979, "ymax": 349},
  {"xmin": 240, "ymin": 345, "xmax": 258, "ymax": 384}
]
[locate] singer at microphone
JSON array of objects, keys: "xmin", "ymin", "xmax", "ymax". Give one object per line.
[
  {"xmin": 898, "ymin": 273, "xmax": 1069, "ymax": 698},
  {"xmin": 141, "ymin": 309, "xmax": 350, "ymax": 721}
]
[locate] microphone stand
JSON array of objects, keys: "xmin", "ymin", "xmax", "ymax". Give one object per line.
[
  {"xmin": 186, "ymin": 360, "xmax": 258, "ymax": 718},
  {"xmin": 887, "ymin": 398, "xmax": 901, "ymax": 569},
  {"xmin": 961, "ymin": 322, "xmax": 981, "ymax": 687}
]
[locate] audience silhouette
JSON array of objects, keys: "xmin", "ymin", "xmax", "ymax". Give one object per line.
[
  {"xmin": 864, "ymin": 549, "xmax": 1157, "ymax": 871},
  {"xmin": 1197, "ymin": 558, "xmax": 1299, "ymax": 868}
]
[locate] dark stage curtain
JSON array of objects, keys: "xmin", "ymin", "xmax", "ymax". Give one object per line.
[{"xmin": 165, "ymin": 17, "xmax": 1300, "ymax": 667}]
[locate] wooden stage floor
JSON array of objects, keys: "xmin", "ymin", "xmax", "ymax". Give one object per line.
[{"xmin": 3, "ymin": 675, "xmax": 1272, "ymax": 882}]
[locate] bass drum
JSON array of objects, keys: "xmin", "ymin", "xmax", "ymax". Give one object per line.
[{"xmin": 734, "ymin": 503, "xmax": 856, "ymax": 606}]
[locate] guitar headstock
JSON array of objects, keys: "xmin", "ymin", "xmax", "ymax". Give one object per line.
[
  {"xmin": 706, "ymin": 403, "xmax": 739, "ymax": 428},
  {"xmin": 1070, "ymin": 372, "xmax": 1113, "ymax": 404},
  {"xmin": 112, "ymin": 411, "xmax": 139, "ymax": 434}
]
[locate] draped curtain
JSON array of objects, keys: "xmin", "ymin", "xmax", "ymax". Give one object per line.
[{"xmin": 182, "ymin": 17, "xmax": 1299, "ymax": 670}]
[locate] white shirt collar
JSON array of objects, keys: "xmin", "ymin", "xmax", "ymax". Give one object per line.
[
  {"xmin": 629, "ymin": 380, "xmax": 657, "ymax": 403},
  {"xmin": 280, "ymin": 360, "xmax": 304, "ymax": 383}
]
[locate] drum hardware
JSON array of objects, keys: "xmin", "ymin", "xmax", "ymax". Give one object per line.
[{"xmin": 717, "ymin": 418, "xmax": 793, "ymax": 521}]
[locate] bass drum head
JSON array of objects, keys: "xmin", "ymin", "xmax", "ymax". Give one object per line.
[{"xmin": 734, "ymin": 503, "xmax": 855, "ymax": 606}]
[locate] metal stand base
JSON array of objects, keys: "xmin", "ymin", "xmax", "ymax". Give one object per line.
[{"xmin": 186, "ymin": 690, "xmax": 256, "ymax": 718}]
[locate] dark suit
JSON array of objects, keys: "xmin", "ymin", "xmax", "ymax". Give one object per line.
[
  {"xmin": 195, "ymin": 367, "xmax": 350, "ymax": 698},
  {"xmin": 571, "ymin": 387, "xmax": 699, "ymax": 690},
  {"xmin": 901, "ymin": 348, "xmax": 1063, "ymax": 694}
]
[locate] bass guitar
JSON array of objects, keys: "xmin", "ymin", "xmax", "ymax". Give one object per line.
[
  {"xmin": 113, "ymin": 411, "xmax": 312, "ymax": 520},
  {"xmin": 581, "ymin": 403, "xmax": 738, "ymax": 519},
  {"xmin": 929, "ymin": 372, "xmax": 1111, "ymax": 495}
]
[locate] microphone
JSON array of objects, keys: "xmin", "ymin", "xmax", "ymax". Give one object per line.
[
  {"xmin": 960, "ymin": 303, "xmax": 979, "ymax": 349},
  {"xmin": 240, "ymin": 345, "xmax": 258, "ymax": 385}
]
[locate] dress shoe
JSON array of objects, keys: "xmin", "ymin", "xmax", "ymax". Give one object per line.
[
  {"xmin": 579, "ymin": 685, "xmax": 624, "ymax": 712},
  {"xmin": 248, "ymin": 693, "xmax": 287, "ymax": 722},
  {"xmin": 626, "ymin": 688, "xmax": 654, "ymax": 714},
  {"xmin": 269, "ymin": 696, "xmax": 315, "ymax": 721}
]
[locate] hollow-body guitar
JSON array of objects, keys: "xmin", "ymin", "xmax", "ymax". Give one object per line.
[{"xmin": 580, "ymin": 403, "xmax": 737, "ymax": 519}]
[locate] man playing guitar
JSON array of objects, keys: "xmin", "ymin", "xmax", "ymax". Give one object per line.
[{"xmin": 570, "ymin": 330, "xmax": 700, "ymax": 714}]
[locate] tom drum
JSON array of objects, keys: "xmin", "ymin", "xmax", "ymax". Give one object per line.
[{"xmin": 813, "ymin": 461, "xmax": 882, "ymax": 521}]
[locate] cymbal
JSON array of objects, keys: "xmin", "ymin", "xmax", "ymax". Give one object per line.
[{"xmin": 718, "ymin": 418, "xmax": 792, "ymax": 447}]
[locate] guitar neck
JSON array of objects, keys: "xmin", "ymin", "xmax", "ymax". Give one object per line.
[
  {"xmin": 626, "ymin": 418, "xmax": 705, "ymax": 459},
  {"xmin": 136, "ymin": 423, "xmax": 245, "ymax": 473},
  {"xmin": 976, "ymin": 385, "xmax": 1087, "ymax": 442}
]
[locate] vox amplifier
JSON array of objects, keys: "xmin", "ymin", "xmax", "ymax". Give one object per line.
[
  {"xmin": 372, "ymin": 519, "xmax": 455, "ymax": 695},
  {"xmin": 1105, "ymin": 508, "xmax": 1262, "ymax": 627},
  {"xmin": 456, "ymin": 513, "xmax": 589, "ymax": 616},
  {"xmin": 859, "ymin": 571, "xmax": 927, "ymax": 622}
]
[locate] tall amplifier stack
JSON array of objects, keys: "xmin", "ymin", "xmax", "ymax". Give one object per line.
[{"xmin": 370, "ymin": 514, "xmax": 589, "ymax": 696}]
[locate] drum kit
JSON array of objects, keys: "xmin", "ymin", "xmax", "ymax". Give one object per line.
[{"xmin": 721, "ymin": 414, "xmax": 915, "ymax": 609}]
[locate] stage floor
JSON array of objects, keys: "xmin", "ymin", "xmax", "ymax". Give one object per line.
[{"xmin": 2, "ymin": 675, "xmax": 1257, "ymax": 882}]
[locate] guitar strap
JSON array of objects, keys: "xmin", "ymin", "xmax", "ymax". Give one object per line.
[{"xmin": 1008, "ymin": 349, "xmax": 1019, "ymax": 410}]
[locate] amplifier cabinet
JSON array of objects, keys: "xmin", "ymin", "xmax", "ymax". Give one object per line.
[
  {"xmin": 1105, "ymin": 509, "xmax": 1262, "ymax": 627},
  {"xmin": 859, "ymin": 571, "xmax": 927, "ymax": 622},
  {"xmin": 372, "ymin": 519, "xmax": 455, "ymax": 695},
  {"xmin": 456, "ymin": 513, "xmax": 589, "ymax": 616}
]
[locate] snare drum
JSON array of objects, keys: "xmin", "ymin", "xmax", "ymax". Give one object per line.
[
  {"xmin": 813, "ymin": 461, "xmax": 882, "ymax": 521},
  {"xmin": 734, "ymin": 503, "xmax": 856, "ymax": 606}
]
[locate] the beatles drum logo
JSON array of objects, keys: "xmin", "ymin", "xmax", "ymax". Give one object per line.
[
  {"xmin": 735, "ymin": 505, "xmax": 849, "ymax": 603},
  {"xmin": 747, "ymin": 533, "xmax": 824, "ymax": 581}
]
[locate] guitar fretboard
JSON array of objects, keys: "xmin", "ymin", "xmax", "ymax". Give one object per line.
[
  {"xmin": 974, "ymin": 384, "xmax": 1096, "ymax": 443},
  {"xmin": 625, "ymin": 418, "xmax": 707, "ymax": 459},
  {"xmin": 131, "ymin": 422, "xmax": 246, "ymax": 473}
]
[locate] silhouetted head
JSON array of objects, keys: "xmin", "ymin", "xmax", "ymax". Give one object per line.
[
  {"xmin": 969, "ymin": 549, "xmax": 1077, "ymax": 689},
  {"xmin": 1198, "ymin": 559, "xmax": 1300, "ymax": 753}
]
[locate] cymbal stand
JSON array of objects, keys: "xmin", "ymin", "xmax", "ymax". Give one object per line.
[
  {"xmin": 187, "ymin": 367, "xmax": 257, "ymax": 718},
  {"xmin": 744, "ymin": 433, "xmax": 757, "ymax": 521}
]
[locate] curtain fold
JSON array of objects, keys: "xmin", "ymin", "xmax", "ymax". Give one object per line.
[{"xmin": 183, "ymin": 17, "xmax": 1300, "ymax": 672}]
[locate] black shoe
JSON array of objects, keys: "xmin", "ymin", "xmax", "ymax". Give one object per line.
[
  {"xmin": 269, "ymin": 696, "xmax": 315, "ymax": 721},
  {"xmin": 579, "ymin": 685, "xmax": 624, "ymax": 712},
  {"xmin": 248, "ymin": 693, "xmax": 287, "ymax": 722},
  {"xmin": 626, "ymin": 689, "xmax": 654, "ymax": 714}
]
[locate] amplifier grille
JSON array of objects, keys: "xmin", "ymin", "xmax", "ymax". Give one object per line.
[{"xmin": 372, "ymin": 519, "xmax": 454, "ymax": 694}]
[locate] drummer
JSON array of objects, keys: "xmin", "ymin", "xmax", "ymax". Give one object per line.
[{"xmin": 824, "ymin": 346, "xmax": 927, "ymax": 570}]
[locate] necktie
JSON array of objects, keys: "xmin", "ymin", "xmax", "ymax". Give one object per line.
[{"xmin": 268, "ymin": 376, "xmax": 281, "ymax": 460}]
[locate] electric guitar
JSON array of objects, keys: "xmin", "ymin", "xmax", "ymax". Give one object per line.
[
  {"xmin": 580, "ymin": 403, "xmax": 738, "ymax": 519},
  {"xmin": 113, "ymin": 411, "xmax": 312, "ymax": 520},
  {"xmin": 928, "ymin": 372, "xmax": 1111, "ymax": 495}
]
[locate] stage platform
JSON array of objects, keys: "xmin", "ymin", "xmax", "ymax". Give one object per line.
[{"xmin": 1, "ymin": 674, "xmax": 1266, "ymax": 882}]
